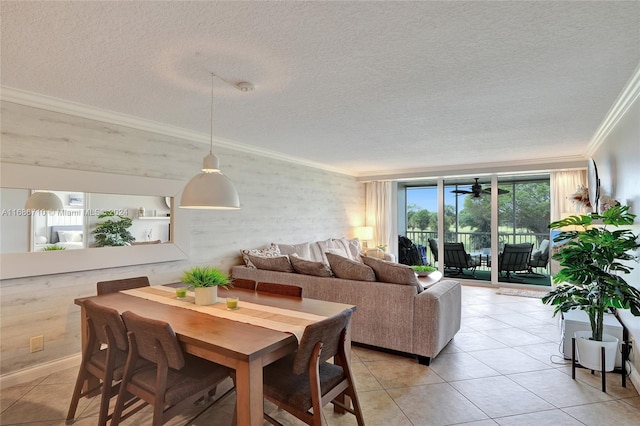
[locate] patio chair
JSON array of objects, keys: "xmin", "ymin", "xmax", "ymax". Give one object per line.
[
  {"xmin": 498, "ymin": 243, "xmax": 534, "ymax": 281},
  {"xmin": 443, "ymin": 242, "xmax": 481, "ymax": 277},
  {"xmin": 527, "ymin": 239, "xmax": 550, "ymax": 276},
  {"xmin": 428, "ymin": 238, "xmax": 438, "ymax": 262}
]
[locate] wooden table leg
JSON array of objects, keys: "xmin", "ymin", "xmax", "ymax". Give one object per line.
[{"xmin": 235, "ymin": 358, "xmax": 264, "ymax": 426}]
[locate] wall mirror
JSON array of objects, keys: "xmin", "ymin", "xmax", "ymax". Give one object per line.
[{"xmin": 0, "ymin": 164, "xmax": 189, "ymax": 279}]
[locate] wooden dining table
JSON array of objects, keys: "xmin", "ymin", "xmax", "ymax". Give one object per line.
[{"xmin": 75, "ymin": 286, "xmax": 355, "ymax": 426}]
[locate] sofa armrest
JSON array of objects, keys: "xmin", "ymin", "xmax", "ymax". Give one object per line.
[
  {"xmin": 412, "ymin": 279, "xmax": 461, "ymax": 359},
  {"xmin": 363, "ymin": 248, "xmax": 396, "ymax": 263}
]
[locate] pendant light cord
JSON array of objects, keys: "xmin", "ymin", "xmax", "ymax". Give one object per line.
[{"xmin": 210, "ymin": 72, "xmax": 215, "ymax": 155}]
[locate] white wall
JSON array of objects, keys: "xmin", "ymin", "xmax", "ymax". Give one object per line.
[
  {"xmin": 592, "ymin": 97, "xmax": 640, "ymax": 376},
  {"xmin": 0, "ymin": 188, "xmax": 29, "ymax": 253},
  {"xmin": 0, "ymin": 101, "xmax": 364, "ymax": 377}
]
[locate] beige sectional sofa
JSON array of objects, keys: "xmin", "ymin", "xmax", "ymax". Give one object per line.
[{"xmin": 231, "ymin": 263, "xmax": 461, "ymax": 365}]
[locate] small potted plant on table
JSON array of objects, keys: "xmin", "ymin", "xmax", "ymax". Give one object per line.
[
  {"xmin": 181, "ymin": 266, "xmax": 231, "ymax": 305},
  {"xmin": 411, "ymin": 265, "xmax": 437, "ymax": 277},
  {"xmin": 542, "ymin": 205, "xmax": 640, "ymax": 371}
]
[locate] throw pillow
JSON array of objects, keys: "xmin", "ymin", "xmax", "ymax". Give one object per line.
[
  {"xmin": 326, "ymin": 253, "xmax": 376, "ymax": 281},
  {"xmin": 331, "ymin": 238, "xmax": 357, "ymax": 261},
  {"xmin": 327, "ymin": 247, "xmax": 349, "ymax": 258},
  {"xmin": 290, "ymin": 254, "xmax": 333, "ymax": 277},
  {"xmin": 361, "ymin": 256, "xmax": 421, "ymax": 292},
  {"xmin": 315, "ymin": 239, "xmax": 334, "ymax": 264},
  {"xmin": 240, "ymin": 244, "xmax": 281, "ymax": 268},
  {"xmin": 275, "ymin": 242, "xmax": 311, "ymax": 260},
  {"xmin": 247, "ymin": 254, "xmax": 294, "ymax": 273},
  {"xmin": 347, "ymin": 238, "xmax": 362, "ymax": 259},
  {"xmin": 308, "ymin": 241, "xmax": 327, "ymax": 263}
]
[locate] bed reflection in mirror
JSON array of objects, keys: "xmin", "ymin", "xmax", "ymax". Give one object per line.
[{"xmin": 0, "ymin": 188, "xmax": 172, "ymax": 254}]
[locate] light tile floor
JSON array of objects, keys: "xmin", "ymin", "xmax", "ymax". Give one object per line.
[{"xmin": 2, "ymin": 285, "xmax": 639, "ymax": 425}]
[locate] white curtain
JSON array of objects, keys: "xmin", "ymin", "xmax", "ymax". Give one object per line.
[
  {"xmin": 365, "ymin": 181, "xmax": 391, "ymax": 249},
  {"xmin": 550, "ymin": 170, "xmax": 587, "ymax": 222}
]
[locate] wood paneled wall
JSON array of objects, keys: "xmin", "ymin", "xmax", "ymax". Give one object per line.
[{"xmin": 0, "ymin": 101, "xmax": 364, "ymax": 376}]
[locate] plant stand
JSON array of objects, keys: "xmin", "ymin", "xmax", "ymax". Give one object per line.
[{"xmin": 571, "ymin": 336, "xmax": 629, "ymax": 392}]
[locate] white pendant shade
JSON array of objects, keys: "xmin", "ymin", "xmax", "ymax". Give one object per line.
[
  {"xmin": 179, "ymin": 72, "xmax": 244, "ymax": 210},
  {"xmin": 25, "ymin": 191, "xmax": 63, "ymax": 211},
  {"xmin": 180, "ymin": 160, "xmax": 240, "ymax": 210}
]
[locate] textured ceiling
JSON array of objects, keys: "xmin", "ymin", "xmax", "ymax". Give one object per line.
[{"xmin": 1, "ymin": 1, "xmax": 639, "ymax": 177}]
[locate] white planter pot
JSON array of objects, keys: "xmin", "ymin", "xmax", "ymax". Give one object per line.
[
  {"xmin": 194, "ymin": 286, "xmax": 218, "ymax": 305},
  {"xmin": 574, "ymin": 331, "xmax": 619, "ymax": 372}
]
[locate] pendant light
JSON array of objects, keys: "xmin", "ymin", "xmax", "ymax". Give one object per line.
[
  {"xmin": 25, "ymin": 191, "xmax": 63, "ymax": 211},
  {"xmin": 180, "ymin": 73, "xmax": 243, "ymax": 210}
]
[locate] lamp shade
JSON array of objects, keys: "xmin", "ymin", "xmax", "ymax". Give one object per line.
[
  {"xmin": 355, "ymin": 226, "xmax": 374, "ymax": 242},
  {"xmin": 25, "ymin": 191, "xmax": 63, "ymax": 211},
  {"xmin": 179, "ymin": 169, "xmax": 240, "ymax": 210}
]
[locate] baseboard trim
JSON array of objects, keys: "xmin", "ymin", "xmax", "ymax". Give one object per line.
[
  {"xmin": 628, "ymin": 361, "xmax": 639, "ymax": 390},
  {"xmin": 0, "ymin": 353, "xmax": 81, "ymax": 390}
]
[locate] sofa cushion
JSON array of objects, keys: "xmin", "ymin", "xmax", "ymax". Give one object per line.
[
  {"xmin": 326, "ymin": 253, "xmax": 376, "ymax": 281},
  {"xmin": 290, "ymin": 255, "xmax": 333, "ymax": 277},
  {"xmin": 308, "ymin": 240, "xmax": 327, "ymax": 263},
  {"xmin": 275, "ymin": 242, "xmax": 311, "ymax": 260},
  {"xmin": 247, "ymin": 254, "xmax": 294, "ymax": 273},
  {"xmin": 327, "ymin": 247, "xmax": 349, "ymax": 258},
  {"xmin": 331, "ymin": 238, "xmax": 359, "ymax": 261},
  {"xmin": 241, "ymin": 244, "xmax": 281, "ymax": 268},
  {"xmin": 361, "ymin": 256, "xmax": 421, "ymax": 291}
]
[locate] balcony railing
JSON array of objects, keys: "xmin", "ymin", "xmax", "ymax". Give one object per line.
[{"xmin": 406, "ymin": 230, "xmax": 550, "ymax": 273}]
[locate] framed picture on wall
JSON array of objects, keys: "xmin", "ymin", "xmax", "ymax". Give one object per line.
[{"xmin": 68, "ymin": 193, "xmax": 83, "ymax": 206}]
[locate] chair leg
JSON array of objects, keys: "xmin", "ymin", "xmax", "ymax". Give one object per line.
[{"xmin": 66, "ymin": 363, "xmax": 90, "ymax": 424}]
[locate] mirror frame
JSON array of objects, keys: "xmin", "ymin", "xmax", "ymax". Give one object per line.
[
  {"xmin": 0, "ymin": 163, "xmax": 189, "ymax": 279},
  {"xmin": 587, "ymin": 158, "xmax": 600, "ymax": 214}
]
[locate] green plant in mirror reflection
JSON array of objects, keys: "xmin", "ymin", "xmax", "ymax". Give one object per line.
[{"xmin": 92, "ymin": 210, "xmax": 135, "ymax": 247}]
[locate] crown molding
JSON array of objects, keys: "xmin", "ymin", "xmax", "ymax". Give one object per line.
[
  {"xmin": 0, "ymin": 86, "xmax": 355, "ymax": 177},
  {"xmin": 586, "ymin": 63, "xmax": 640, "ymax": 157},
  {"xmin": 356, "ymin": 156, "xmax": 587, "ymax": 182}
]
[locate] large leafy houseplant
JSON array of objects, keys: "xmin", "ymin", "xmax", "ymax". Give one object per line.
[
  {"xmin": 542, "ymin": 205, "xmax": 640, "ymax": 341},
  {"xmin": 92, "ymin": 210, "xmax": 135, "ymax": 247}
]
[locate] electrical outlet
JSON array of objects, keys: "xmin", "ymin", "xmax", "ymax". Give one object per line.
[{"xmin": 30, "ymin": 335, "xmax": 44, "ymax": 353}]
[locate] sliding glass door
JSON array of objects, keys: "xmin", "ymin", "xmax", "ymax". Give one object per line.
[{"xmin": 400, "ymin": 174, "xmax": 550, "ymax": 285}]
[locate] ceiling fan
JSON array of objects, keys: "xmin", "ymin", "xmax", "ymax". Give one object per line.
[{"xmin": 451, "ymin": 178, "xmax": 510, "ymax": 198}]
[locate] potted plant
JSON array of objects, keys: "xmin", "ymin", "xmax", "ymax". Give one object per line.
[
  {"xmin": 542, "ymin": 205, "xmax": 640, "ymax": 371},
  {"xmin": 181, "ymin": 266, "xmax": 231, "ymax": 305},
  {"xmin": 411, "ymin": 265, "xmax": 437, "ymax": 277},
  {"xmin": 41, "ymin": 245, "xmax": 66, "ymax": 251},
  {"xmin": 92, "ymin": 210, "xmax": 135, "ymax": 247}
]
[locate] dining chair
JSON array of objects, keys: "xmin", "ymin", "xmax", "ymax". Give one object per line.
[
  {"xmin": 111, "ymin": 311, "xmax": 231, "ymax": 426},
  {"xmin": 499, "ymin": 243, "xmax": 534, "ymax": 281},
  {"xmin": 96, "ymin": 276, "xmax": 150, "ymax": 295},
  {"xmin": 66, "ymin": 299, "xmax": 142, "ymax": 425},
  {"xmin": 262, "ymin": 308, "xmax": 364, "ymax": 426},
  {"xmin": 231, "ymin": 277, "xmax": 257, "ymax": 290},
  {"xmin": 256, "ymin": 281, "xmax": 302, "ymax": 298}
]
